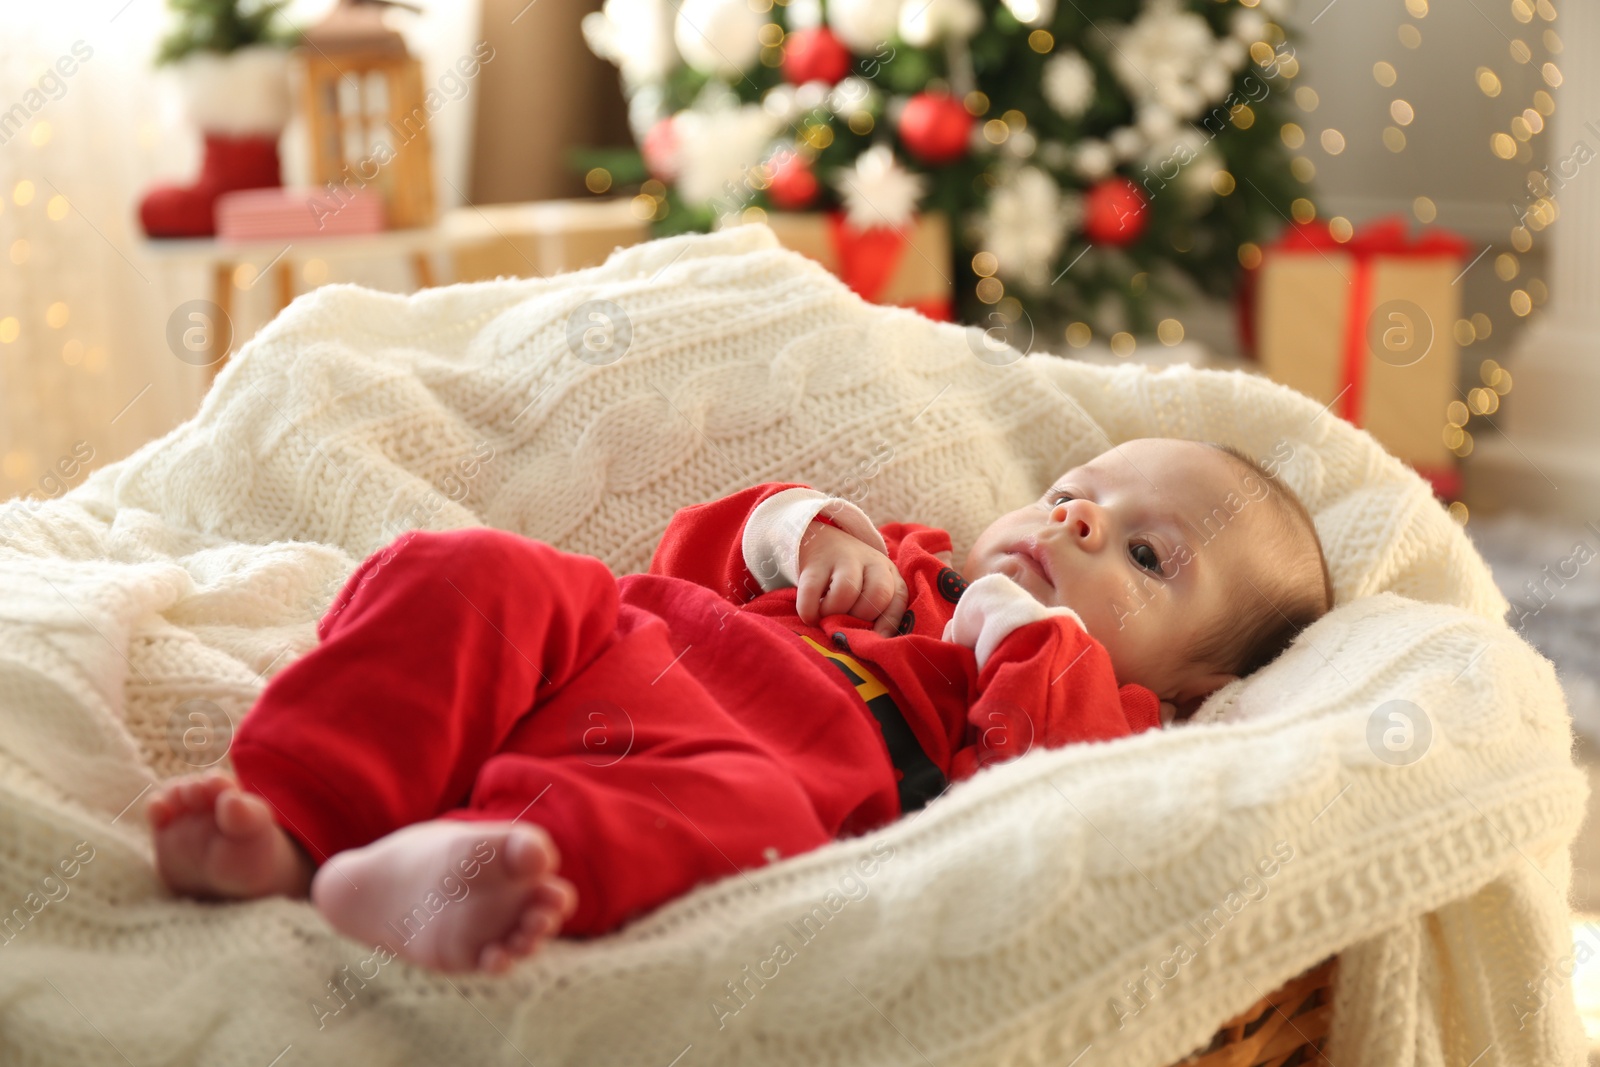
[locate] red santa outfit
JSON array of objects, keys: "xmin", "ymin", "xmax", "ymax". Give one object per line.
[{"xmin": 229, "ymin": 483, "xmax": 1160, "ymax": 938}]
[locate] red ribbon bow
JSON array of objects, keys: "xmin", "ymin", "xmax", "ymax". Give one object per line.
[{"xmin": 825, "ymin": 211, "xmax": 954, "ymax": 322}]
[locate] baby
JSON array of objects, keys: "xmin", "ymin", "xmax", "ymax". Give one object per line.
[{"xmin": 147, "ymin": 437, "xmax": 1331, "ymax": 974}]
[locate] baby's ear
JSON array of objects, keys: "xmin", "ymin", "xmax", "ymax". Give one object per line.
[{"xmin": 1171, "ymin": 672, "xmax": 1239, "ymax": 723}]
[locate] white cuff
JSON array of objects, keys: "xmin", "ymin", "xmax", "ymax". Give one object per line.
[
  {"xmin": 741, "ymin": 488, "xmax": 889, "ymax": 593},
  {"xmin": 940, "ymin": 572, "xmax": 1085, "ymax": 672}
]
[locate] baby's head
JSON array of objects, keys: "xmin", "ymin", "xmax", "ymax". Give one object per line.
[{"xmin": 962, "ymin": 438, "xmax": 1333, "ymax": 720}]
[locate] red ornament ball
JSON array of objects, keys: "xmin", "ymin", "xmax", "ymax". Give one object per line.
[
  {"xmin": 641, "ymin": 117, "xmax": 680, "ymax": 182},
  {"xmin": 898, "ymin": 92, "xmax": 973, "ymax": 165},
  {"xmin": 782, "ymin": 27, "xmax": 853, "ymax": 86},
  {"xmin": 766, "ymin": 150, "xmax": 819, "ymax": 210},
  {"xmin": 1082, "ymin": 177, "xmax": 1149, "ymax": 246}
]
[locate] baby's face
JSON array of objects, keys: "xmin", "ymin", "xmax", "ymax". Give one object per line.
[{"xmin": 961, "ymin": 438, "xmax": 1277, "ymax": 706}]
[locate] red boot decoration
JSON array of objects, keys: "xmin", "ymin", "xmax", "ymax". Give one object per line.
[{"xmin": 139, "ymin": 133, "xmax": 283, "ymax": 239}]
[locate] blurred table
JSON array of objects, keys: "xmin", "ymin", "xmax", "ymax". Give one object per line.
[{"xmin": 135, "ymin": 198, "xmax": 647, "ymax": 381}]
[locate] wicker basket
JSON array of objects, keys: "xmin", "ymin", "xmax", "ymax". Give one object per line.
[{"xmin": 1173, "ymin": 957, "xmax": 1337, "ymax": 1067}]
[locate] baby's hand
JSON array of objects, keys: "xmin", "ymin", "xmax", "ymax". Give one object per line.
[{"xmin": 796, "ymin": 521, "xmax": 909, "ymax": 636}]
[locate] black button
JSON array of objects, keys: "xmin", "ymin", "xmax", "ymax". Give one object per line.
[
  {"xmin": 831, "ymin": 631, "xmax": 850, "ymax": 652},
  {"xmin": 896, "ymin": 609, "xmax": 916, "ymax": 636},
  {"xmin": 936, "ymin": 567, "xmax": 968, "ymax": 603}
]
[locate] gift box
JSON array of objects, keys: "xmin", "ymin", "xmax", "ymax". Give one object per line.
[
  {"xmin": 448, "ymin": 199, "xmax": 651, "ymax": 280},
  {"xmin": 759, "ymin": 211, "xmax": 953, "ymax": 321},
  {"xmin": 450, "ymin": 201, "xmax": 955, "ymax": 321},
  {"xmin": 1246, "ymin": 217, "xmax": 1469, "ymax": 492}
]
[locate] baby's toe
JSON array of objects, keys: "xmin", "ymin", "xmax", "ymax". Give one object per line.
[
  {"xmin": 502, "ymin": 827, "xmax": 558, "ymax": 880},
  {"xmin": 175, "ymin": 774, "xmax": 228, "ymax": 811},
  {"xmin": 479, "ymin": 943, "xmax": 513, "ymax": 974},
  {"xmin": 503, "ymin": 927, "xmax": 538, "ymax": 957},
  {"xmin": 214, "ymin": 788, "xmax": 273, "ymax": 838},
  {"xmin": 535, "ymin": 877, "xmax": 577, "ymax": 920}
]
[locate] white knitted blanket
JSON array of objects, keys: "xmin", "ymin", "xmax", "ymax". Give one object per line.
[{"xmin": 0, "ymin": 226, "xmax": 1587, "ymax": 1066}]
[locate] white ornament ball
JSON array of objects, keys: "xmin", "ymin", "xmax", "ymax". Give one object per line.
[
  {"xmin": 1136, "ymin": 104, "xmax": 1178, "ymax": 140},
  {"xmin": 1001, "ymin": 0, "xmax": 1054, "ymax": 27},
  {"xmin": 1196, "ymin": 63, "xmax": 1230, "ymax": 101},
  {"xmin": 788, "ymin": 0, "xmax": 824, "ymax": 30},
  {"xmin": 1109, "ymin": 125, "xmax": 1144, "ymax": 162},
  {"xmin": 1005, "ymin": 128, "xmax": 1038, "ymax": 158},
  {"xmin": 1231, "ymin": 9, "xmax": 1267, "ymax": 43},
  {"xmin": 794, "ymin": 80, "xmax": 828, "ymax": 113},
  {"xmin": 1042, "ymin": 51, "xmax": 1095, "ymax": 119},
  {"xmin": 1074, "ymin": 139, "xmax": 1113, "ymax": 179},
  {"xmin": 828, "ymin": 77, "xmax": 878, "ymax": 116},
  {"xmin": 674, "ymin": 0, "xmax": 763, "ymax": 77},
  {"xmin": 828, "ymin": 0, "xmax": 901, "ymax": 52},
  {"xmin": 763, "ymin": 85, "xmax": 797, "ymax": 120},
  {"xmin": 899, "ymin": 0, "xmax": 981, "ymax": 47}
]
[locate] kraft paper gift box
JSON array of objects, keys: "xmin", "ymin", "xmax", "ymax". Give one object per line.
[
  {"xmin": 451, "ymin": 201, "xmax": 954, "ymax": 322},
  {"xmin": 1249, "ymin": 217, "xmax": 1468, "ymax": 490},
  {"xmin": 759, "ymin": 211, "xmax": 954, "ymax": 321}
]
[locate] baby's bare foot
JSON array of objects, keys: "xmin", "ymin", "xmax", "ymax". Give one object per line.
[
  {"xmin": 309, "ymin": 820, "xmax": 577, "ymax": 974},
  {"xmin": 147, "ymin": 772, "xmax": 314, "ymax": 899}
]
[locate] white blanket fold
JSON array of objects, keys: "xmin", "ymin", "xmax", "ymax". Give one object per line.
[{"xmin": 0, "ymin": 226, "xmax": 1585, "ymax": 1066}]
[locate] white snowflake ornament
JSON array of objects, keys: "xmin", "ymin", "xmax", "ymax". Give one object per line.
[
  {"xmin": 834, "ymin": 144, "xmax": 928, "ymax": 228},
  {"xmin": 980, "ymin": 166, "xmax": 1080, "ymax": 290},
  {"xmin": 1110, "ymin": 0, "xmax": 1225, "ymax": 119},
  {"xmin": 674, "ymin": 103, "xmax": 781, "ymax": 208}
]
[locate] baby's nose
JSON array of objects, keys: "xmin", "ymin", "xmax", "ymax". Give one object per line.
[{"xmin": 1053, "ymin": 500, "xmax": 1104, "ymax": 548}]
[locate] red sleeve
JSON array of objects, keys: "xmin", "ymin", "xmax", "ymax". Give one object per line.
[
  {"xmin": 877, "ymin": 521, "xmax": 952, "ymax": 565},
  {"xmin": 948, "ymin": 618, "xmax": 1162, "ymax": 782},
  {"xmin": 647, "ymin": 482, "xmax": 820, "ymax": 603}
]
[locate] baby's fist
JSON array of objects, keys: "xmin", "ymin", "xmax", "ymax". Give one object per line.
[{"xmin": 796, "ymin": 521, "xmax": 909, "ymax": 636}]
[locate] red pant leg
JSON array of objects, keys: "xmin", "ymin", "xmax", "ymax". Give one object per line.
[
  {"xmin": 230, "ymin": 527, "xmax": 621, "ymax": 862},
  {"xmin": 439, "ymin": 596, "xmax": 838, "ymax": 938},
  {"xmin": 232, "ymin": 527, "xmax": 845, "ymax": 938}
]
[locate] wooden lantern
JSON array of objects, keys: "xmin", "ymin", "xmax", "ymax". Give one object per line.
[{"xmin": 296, "ymin": 0, "xmax": 436, "ymax": 228}]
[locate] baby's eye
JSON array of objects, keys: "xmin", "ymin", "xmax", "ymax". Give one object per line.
[
  {"xmin": 1130, "ymin": 542, "xmax": 1162, "ymax": 574},
  {"xmin": 1048, "ymin": 491, "xmax": 1074, "ymax": 505}
]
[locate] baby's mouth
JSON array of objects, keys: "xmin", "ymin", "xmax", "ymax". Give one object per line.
[{"xmin": 1008, "ymin": 542, "xmax": 1055, "ymax": 589}]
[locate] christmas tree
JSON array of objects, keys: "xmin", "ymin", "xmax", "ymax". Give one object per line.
[
  {"xmin": 584, "ymin": 0, "xmax": 1311, "ymax": 341},
  {"xmin": 154, "ymin": 0, "xmax": 299, "ymax": 66}
]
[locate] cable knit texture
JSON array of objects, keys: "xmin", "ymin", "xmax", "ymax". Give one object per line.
[{"xmin": 0, "ymin": 226, "xmax": 1586, "ymax": 1066}]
